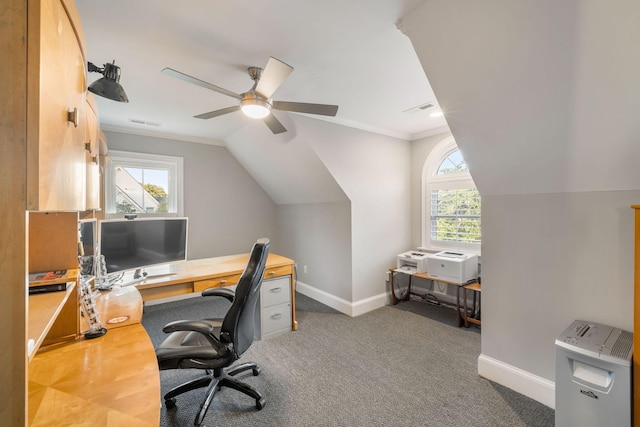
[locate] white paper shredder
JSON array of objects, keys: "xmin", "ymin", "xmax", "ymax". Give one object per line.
[{"xmin": 555, "ymin": 320, "xmax": 633, "ymax": 427}]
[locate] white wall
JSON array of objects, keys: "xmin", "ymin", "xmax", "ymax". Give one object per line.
[{"xmin": 104, "ymin": 130, "xmax": 277, "ymax": 259}]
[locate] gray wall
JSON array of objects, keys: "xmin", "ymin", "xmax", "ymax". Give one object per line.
[
  {"xmin": 277, "ymin": 202, "xmax": 352, "ymax": 301},
  {"xmin": 104, "ymin": 130, "xmax": 277, "ymax": 259},
  {"xmin": 295, "ymin": 116, "xmax": 411, "ymax": 303},
  {"xmin": 410, "ymin": 131, "xmax": 453, "ymax": 250},
  {"xmin": 482, "ymin": 191, "xmax": 636, "ymax": 379},
  {"xmin": 401, "ymin": 0, "xmax": 640, "ymax": 407},
  {"xmin": 221, "ymin": 114, "xmax": 411, "ymax": 312}
]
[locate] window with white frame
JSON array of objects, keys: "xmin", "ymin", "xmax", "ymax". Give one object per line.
[
  {"xmin": 422, "ymin": 137, "xmax": 481, "ymax": 252},
  {"xmin": 105, "ymin": 151, "xmax": 184, "ymax": 217}
]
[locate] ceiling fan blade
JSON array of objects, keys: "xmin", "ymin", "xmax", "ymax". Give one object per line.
[
  {"xmin": 162, "ymin": 67, "xmax": 242, "ymax": 100},
  {"xmin": 273, "ymin": 101, "xmax": 339, "ymax": 117},
  {"xmin": 263, "ymin": 113, "xmax": 287, "ymax": 134},
  {"xmin": 194, "ymin": 105, "xmax": 240, "ymax": 119},
  {"xmin": 255, "ymin": 57, "xmax": 293, "ymax": 99}
]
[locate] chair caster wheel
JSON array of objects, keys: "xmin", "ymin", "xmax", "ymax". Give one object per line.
[
  {"xmin": 256, "ymin": 397, "xmax": 266, "ymax": 410},
  {"xmin": 252, "ymin": 367, "xmax": 261, "ymax": 376},
  {"xmin": 165, "ymin": 398, "xmax": 176, "ymax": 409}
]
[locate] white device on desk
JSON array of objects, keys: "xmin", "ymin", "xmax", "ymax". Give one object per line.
[
  {"xmin": 426, "ymin": 251, "xmax": 478, "ymax": 284},
  {"xmin": 397, "ymin": 251, "xmax": 429, "ymax": 273}
]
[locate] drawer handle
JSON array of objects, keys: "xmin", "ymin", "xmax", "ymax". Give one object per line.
[
  {"xmin": 268, "ymin": 271, "xmax": 275, "ymax": 275},
  {"xmin": 270, "ymin": 313, "xmax": 282, "ymax": 320},
  {"xmin": 67, "ymin": 107, "xmax": 79, "ymax": 128},
  {"xmin": 220, "ymin": 280, "xmax": 227, "ymax": 285},
  {"xmin": 270, "ymin": 287, "xmax": 282, "ymax": 293}
]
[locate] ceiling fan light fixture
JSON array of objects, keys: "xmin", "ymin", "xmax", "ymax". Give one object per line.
[{"xmin": 240, "ymin": 93, "xmax": 271, "ymax": 119}]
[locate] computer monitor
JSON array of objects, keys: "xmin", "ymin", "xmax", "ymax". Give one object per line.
[
  {"xmin": 99, "ymin": 217, "xmax": 188, "ymax": 276},
  {"xmin": 79, "ymin": 218, "xmax": 97, "ymax": 257}
]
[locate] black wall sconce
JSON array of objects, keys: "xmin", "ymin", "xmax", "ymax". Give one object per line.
[{"xmin": 88, "ymin": 60, "xmax": 129, "ymax": 103}]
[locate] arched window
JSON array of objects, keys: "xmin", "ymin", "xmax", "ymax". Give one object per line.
[{"xmin": 422, "ymin": 137, "xmax": 481, "ymax": 252}]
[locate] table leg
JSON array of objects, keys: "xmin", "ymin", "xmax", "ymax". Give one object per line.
[{"xmin": 456, "ymin": 285, "xmax": 463, "ymax": 327}]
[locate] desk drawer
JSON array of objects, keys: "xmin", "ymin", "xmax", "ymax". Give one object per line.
[
  {"xmin": 260, "ymin": 303, "xmax": 292, "ymax": 338},
  {"xmin": 264, "ymin": 265, "xmax": 292, "ymax": 279},
  {"xmin": 193, "ymin": 274, "xmax": 242, "ymax": 292},
  {"xmin": 262, "ymin": 277, "xmax": 290, "ymax": 308}
]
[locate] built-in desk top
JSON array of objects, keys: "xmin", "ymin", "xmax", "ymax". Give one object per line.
[
  {"xmin": 28, "ymin": 287, "xmax": 160, "ymax": 426},
  {"xmin": 136, "ymin": 253, "xmax": 294, "ymax": 290}
]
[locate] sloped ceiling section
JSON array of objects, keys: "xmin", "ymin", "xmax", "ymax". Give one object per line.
[
  {"xmin": 224, "ymin": 115, "xmax": 349, "ymax": 205},
  {"xmin": 400, "ymin": 0, "xmax": 640, "ymax": 196}
]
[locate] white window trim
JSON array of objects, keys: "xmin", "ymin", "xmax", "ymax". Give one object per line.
[
  {"xmin": 421, "ymin": 136, "xmax": 480, "ymax": 254},
  {"xmin": 105, "ymin": 150, "xmax": 184, "ymax": 218}
]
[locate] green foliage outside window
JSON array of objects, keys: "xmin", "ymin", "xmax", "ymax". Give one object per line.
[{"xmin": 430, "ymin": 188, "xmax": 481, "ymax": 244}]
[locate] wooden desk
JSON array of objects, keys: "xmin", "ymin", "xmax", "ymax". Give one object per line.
[
  {"xmin": 133, "ymin": 253, "xmax": 298, "ymax": 330},
  {"xmin": 389, "ymin": 269, "xmax": 478, "ymax": 327},
  {"xmin": 28, "ymin": 286, "xmax": 160, "ymax": 426}
]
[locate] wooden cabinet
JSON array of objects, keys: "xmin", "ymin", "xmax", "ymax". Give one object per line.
[
  {"xmin": 85, "ymin": 93, "xmax": 101, "ymax": 210},
  {"xmin": 27, "ymin": 0, "xmax": 87, "ymax": 211},
  {"xmin": 27, "ymin": 211, "xmax": 80, "ymax": 358}
]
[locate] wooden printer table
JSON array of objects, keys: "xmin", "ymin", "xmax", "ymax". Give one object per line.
[{"xmin": 389, "ymin": 269, "xmax": 479, "ymax": 327}]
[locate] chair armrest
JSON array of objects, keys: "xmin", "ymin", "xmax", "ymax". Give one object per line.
[
  {"xmin": 162, "ymin": 320, "xmax": 229, "ymax": 354},
  {"xmin": 162, "ymin": 319, "xmax": 214, "ymax": 335},
  {"xmin": 201, "ymin": 287, "xmax": 235, "ymax": 302}
]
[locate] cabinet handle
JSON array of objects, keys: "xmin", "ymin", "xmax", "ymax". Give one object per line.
[
  {"xmin": 85, "ymin": 141, "xmax": 92, "ymax": 152},
  {"xmin": 270, "ymin": 313, "xmax": 282, "ymax": 320},
  {"xmin": 220, "ymin": 280, "xmax": 227, "ymax": 285},
  {"xmin": 270, "ymin": 287, "xmax": 282, "ymax": 293},
  {"xmin": 268, "ymin": 271, "xmax": 275, "ymax": 275},
  {"xmin": 92, "ymin": 156, "xmax": 98, "ymax": 165},
  {"xmin": 67, "ymin": 107, "xmax": 79, "ymax": 128}
]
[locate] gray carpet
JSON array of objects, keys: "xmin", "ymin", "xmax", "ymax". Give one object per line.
[{"xmin": 142, "ymin": 293, "xmax": 555, "ymax": 427}]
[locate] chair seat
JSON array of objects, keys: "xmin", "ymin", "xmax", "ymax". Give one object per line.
[{"xmin": 156, "ymin": 319, "xmax": 231, "ymax": 370}]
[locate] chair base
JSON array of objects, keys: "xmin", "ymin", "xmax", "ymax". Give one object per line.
[{"xmin": 163, "ymin": 362, "xmax": 265, "ymax": 426}]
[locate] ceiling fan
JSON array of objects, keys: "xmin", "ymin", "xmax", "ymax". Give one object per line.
[{"xmin": 162, "ymin": 57, "xmax": 339, "ymax": 134}]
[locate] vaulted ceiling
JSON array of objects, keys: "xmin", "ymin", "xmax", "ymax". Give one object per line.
[{"xmin": 76, "ymin": 0, "xmax": 449, "ymax": 144}]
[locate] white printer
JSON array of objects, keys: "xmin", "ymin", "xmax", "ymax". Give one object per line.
[
  {"xmin": 396, "ymin": 251, "xmax": 429, "ymax": 274},
  {"xmin": 426, "ymin": 251, "xmax": 478, "ymax": 284}
]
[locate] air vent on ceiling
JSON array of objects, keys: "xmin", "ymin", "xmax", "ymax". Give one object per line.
[
  {"xmin": 403, "ymin": 102, "xmax": 435, "ymax": 114},
  {"xmin": 129, "ymin": 118, "xmax": 162, "ymax": 127}
]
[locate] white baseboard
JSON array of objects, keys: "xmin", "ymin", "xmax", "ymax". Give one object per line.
[
  {"xmin": 478, "ymin": 354, "xmax": 555, "ymax": 409},
  {"xmin": 295, "ymin": 281, "xmax": 388, "ymax": 317}
]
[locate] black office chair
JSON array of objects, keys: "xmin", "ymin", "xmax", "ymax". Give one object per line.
[{"xmin": 155, "ymin": 238, "xmax": 270, "ymax": 426}]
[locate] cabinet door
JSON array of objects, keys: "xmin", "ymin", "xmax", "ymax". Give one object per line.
[
  {"xmin": 85, "ymin": 95, "xmax": 100, "ymax": 209},
  {"xmin": 30, "ymin": 0, "xmax": 87, "ymax": 211}
]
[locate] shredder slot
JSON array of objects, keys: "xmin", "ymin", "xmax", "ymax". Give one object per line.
[{"xmin": 571, "ymin": 359, "xmax": 613, "ymax": 389}]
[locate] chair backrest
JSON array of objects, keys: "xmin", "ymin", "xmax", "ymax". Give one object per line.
[{"xmin": 220, "ymin": 238, "xmax": 270, "ymax": 357}]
